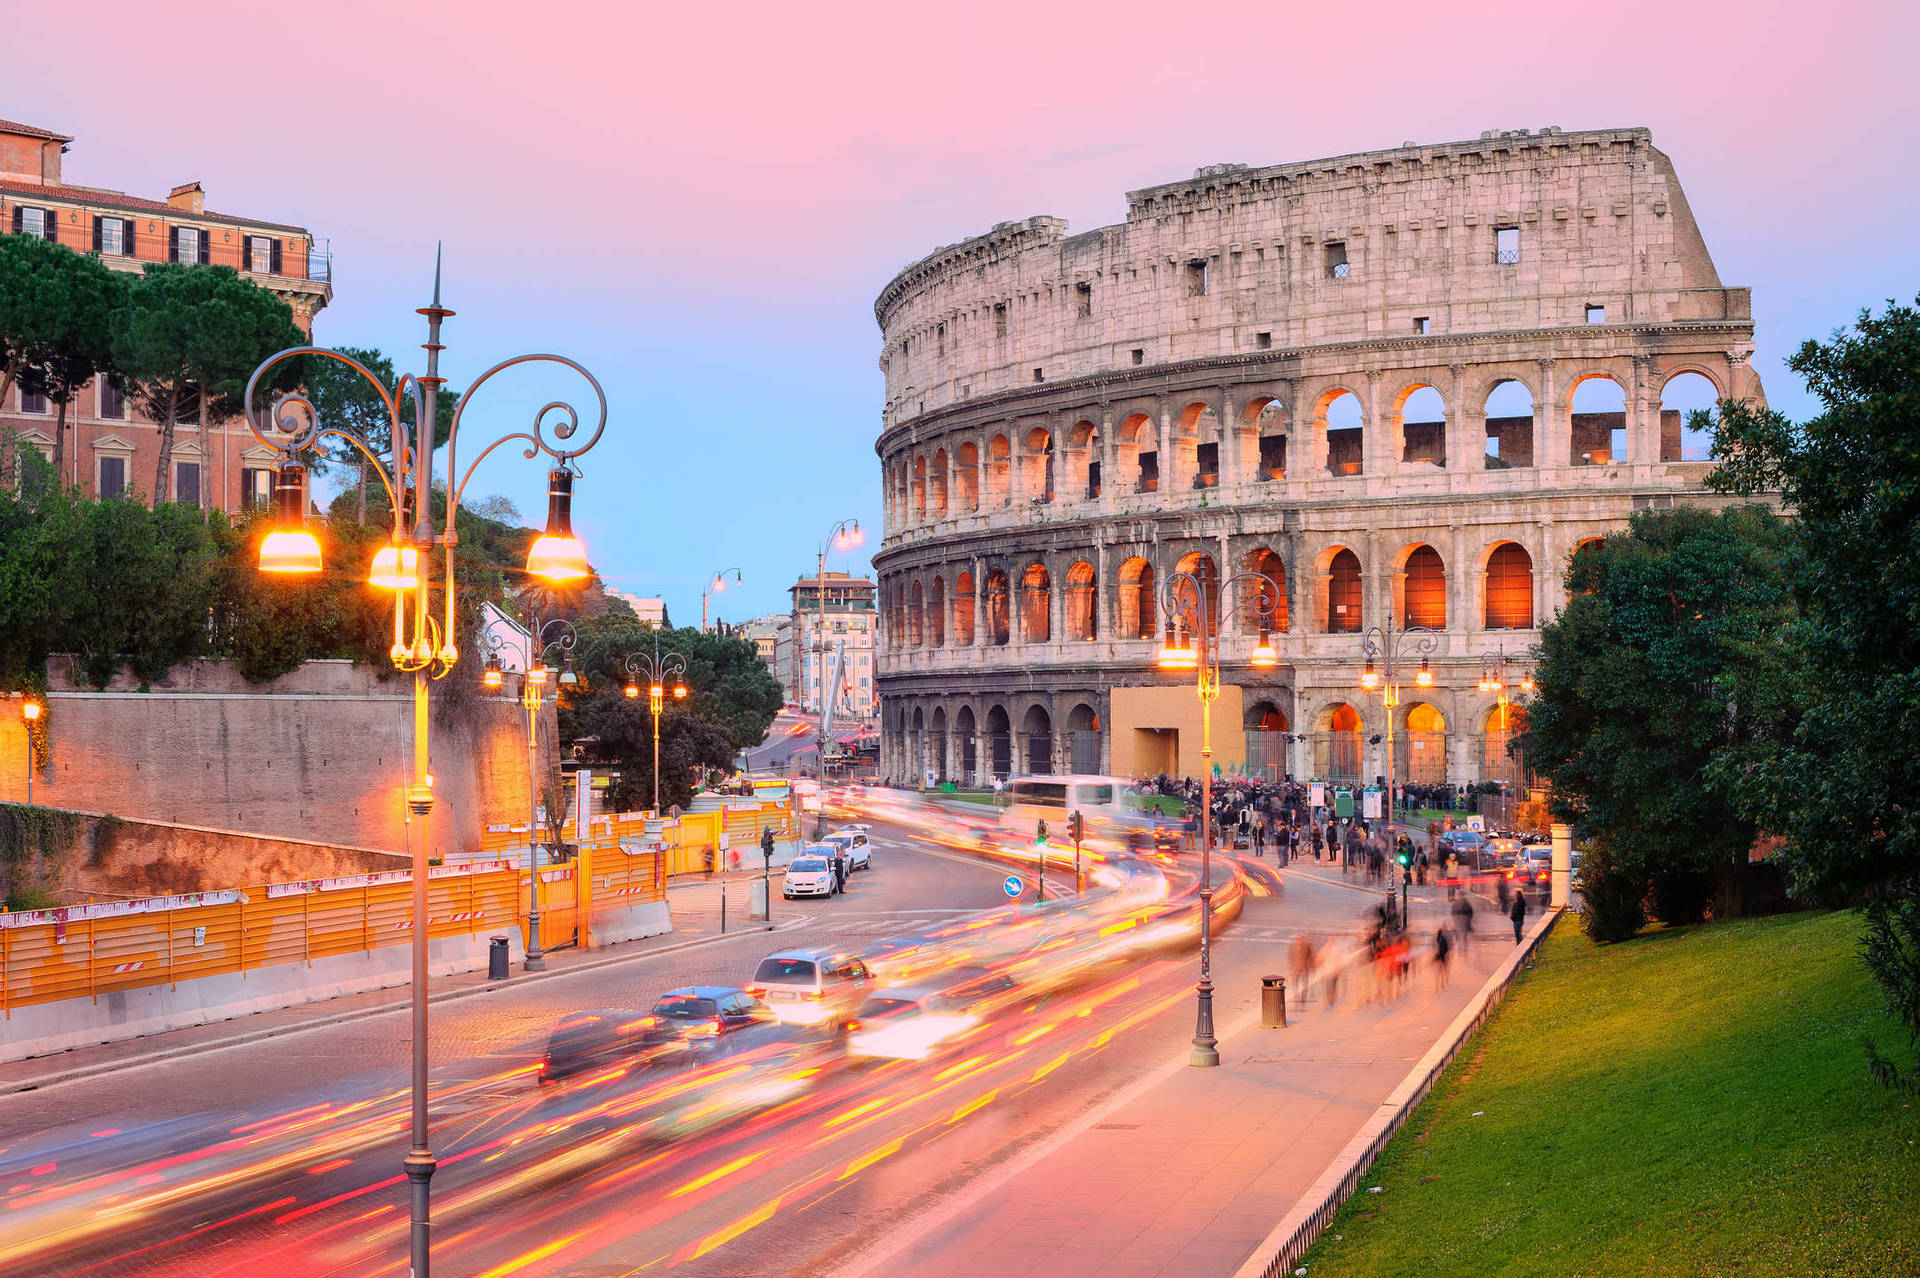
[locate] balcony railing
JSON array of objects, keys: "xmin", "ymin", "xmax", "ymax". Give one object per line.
[
  {"xmin": 308, "ymin": 239, "xmax": 332, "ymax": 282},
  {"xmin": 1495, "ymin": 248, "xmax": 1521, "ymax": 266}
]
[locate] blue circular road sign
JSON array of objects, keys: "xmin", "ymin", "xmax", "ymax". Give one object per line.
[{"xmin": 1003, "ymin": 875, "xmax": 1024, "ymax": 898}]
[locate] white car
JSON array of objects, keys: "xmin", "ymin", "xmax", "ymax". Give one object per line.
[
  {"xmin": 824, "ymin": 830, "xmax": 872, "ymax": 871},
  {"xmin": 845, "ymin": 987, "xmax": 980, "ymax": 1062},
  {"xmin": 783, "ymin": 856, "xmax": 836, "ymax": 899}
]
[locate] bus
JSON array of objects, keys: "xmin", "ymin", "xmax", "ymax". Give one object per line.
[{"xmin": 998, "ymin": 775, "xmax": 1131, "ymax": 834}]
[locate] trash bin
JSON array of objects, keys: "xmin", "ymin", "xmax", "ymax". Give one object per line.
[
  {"xmin": 1261, "ymin": 975, "xmax": 1287, "ymax": 1028},
  {"xmin": 488, "ymin": 935, "xmax": 510, "ymax": 981}
]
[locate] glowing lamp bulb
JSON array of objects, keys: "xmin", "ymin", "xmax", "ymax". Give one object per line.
[
  {"xmin": 526, "ymin": 468, "xmax": 591, "ymax": 582},
  {"xmin": 1360, "ymin": 660, "xmax": 1380, "ymax": 691},
  {"xmin": 673, "ymin": 682, "xmax": 688, "ymax": 700},
  {"xmin": 528, "ymin": 666, "xmax": 548, "ymax": 687},
  {"xmin": 368, "ymin": 543, "xmax": 420, "ymax": 590},
  {"xmin": 624, "ymin": 680, "xmax": 639, "ymax": 699},
  {"xmin": 259, "ymin": 461, "xmax": 322, "ymax": 574},
  {"xmin": 22, "ymin": 702, "xmax": 41, "ymax": 722},
  {"xmin": 1415, "ymin": 658, "xmax": 1433, "ymax": 687},
  {"xmin": 482, "ymin": 654, "xmax": 504, "ymax": 689},
  {"xmin": 1250, "ymin": 632, "xmax": 1279, "ymax": 668}
]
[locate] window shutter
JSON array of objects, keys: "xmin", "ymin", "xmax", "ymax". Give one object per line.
[
  {"xmin": 93, "ymin": 215, "xmax": 103, "ymax": 251},
  {"xmin": 270, "ymin": 240, "xmax": 282, "ymax": 274},
  {"xmin": 11, "ymin": 207, "xmax": 20, "ymax": 235},
  {"xmin": 169, "ymin": 226, "xmax": 179, "ymax": 262},
  {"xmin": 42, "ymin": 211, "xmax": 56, "ymax": 244},
  {"xmin": 124, "ymin": 219, "xmax": 136, "ymax": 256},
  {"xmin": 197, "ymin": 230, "xmax": 209, "ymax": 264}
]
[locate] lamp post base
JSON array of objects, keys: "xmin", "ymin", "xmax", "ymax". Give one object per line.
[
  {"xmin": 1190, "ymin": 977, "xmax": 1220, "ymax": 1068},
  {"xmin": 405, "ymin": 1148, "xmax": 436, "ymax": 1276}
]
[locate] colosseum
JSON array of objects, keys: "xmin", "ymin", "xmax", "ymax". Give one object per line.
[{"xmin": 870, "ymin": 125, "xmax": 1763, "ymax": 790}]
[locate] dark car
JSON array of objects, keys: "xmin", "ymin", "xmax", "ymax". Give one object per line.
[
  {"xmin": 1521, "ymin": 846, "xmax": 1553, "ymax": 893},
  {"xmin": 538, "ymin": 1007, "xmax": 661, "ymax": 1083},
  {"xmin": 639, "ymin": 986, "xmax": 780, "ymax": 1060},
  {"xmin": 1438, "ymin": 829, "xmax": 1487, "ymax": 867}
]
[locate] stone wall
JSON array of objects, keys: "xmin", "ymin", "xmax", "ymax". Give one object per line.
[{"xmin": 0, "ymin": 658, "xmax": 554, "ymax": 859}]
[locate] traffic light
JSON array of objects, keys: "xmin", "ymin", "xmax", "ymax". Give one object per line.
[
  {"xmin": 1035, "ymin": 819, "xmax": 1049, "ymax": 846},
  {"xmin": 1067, "ymin": 811, "xmax": 1086, "ymax": 844},
  {"xmin": 1397, "ymin": 848, "xmax": 1412, "ymax": 868}
]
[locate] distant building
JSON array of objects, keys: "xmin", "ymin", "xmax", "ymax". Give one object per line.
[
  {"xmin": 739, "ymin": 614, "xmax": 784, "ymax": 687},
  {"xmin": 785, "ymin": 572, "xmax": 877, "ymax": 721},
  {"xmin": 0, "ymin": 117, "xmax": 332, "ymax": 511},
  {"xmin": 607, "ymin": 590, "xmax": 668, "ymax": 627}
]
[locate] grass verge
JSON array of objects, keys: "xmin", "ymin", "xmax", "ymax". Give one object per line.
[{"xmin": 1299, "ymin": 910, "xmax": 1918, "ymax": 1278}]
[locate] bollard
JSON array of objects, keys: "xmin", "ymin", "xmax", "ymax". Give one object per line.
[
  {"xmin": 488, "ymin": 935, "xmax": 510, "ymax": 982},
  {"xmin": 1261, "ymin": 974, "xmax": 1287, "ymax": 1028}
]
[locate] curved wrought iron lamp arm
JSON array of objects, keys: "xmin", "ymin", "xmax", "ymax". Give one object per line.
[
  {"xmin": 1361, "ymin": 623, "xmax": 1440, "ymax": 671},
  {"xmin": 444, "ymin": 354, "xmax": 609, "ymax": 515},
  {"xmin": 1157, "ymin": 569, "xmax": 1285, "ymax": 642},
  {"xmin": 244, "ymin": 346, "xmax": 418, "ymax": 525},
  {"xmin": 533, "ymin": 617, "xmax": 578, "ymax": 664}
]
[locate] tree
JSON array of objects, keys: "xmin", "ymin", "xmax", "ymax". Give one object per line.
[
  {"xmin": 16, "ymin": 247, "xmax": 127, "ymax": 485},
  {"xmin": 1709, "ymin": 297, "xmax": 1920, "ymax": 1087},
  {"xmin": 299, "ymin": 347, "xmax": 459, "ymax": 525},
  {"xmin": 1523, "ymin": 505, "xmax": 1797, "ymax": 924},
  {"xmin": 114, "ymin": 264, "xmax": 306, "ymax": 508},
  {"xmin": 0, "ymin": 233, "xmax": 72, "ymax": 413}
]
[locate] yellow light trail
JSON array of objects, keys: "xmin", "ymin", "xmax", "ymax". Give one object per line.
[
  {"xmin": 667, "ymin": 1151, "xmax": 763, "ymax": 1199},
  {"xmin": 681, "ymin": 1195, "xmax": 784, "ymax": 1262},
  {"xmin": 948, "ymin": 1088, "xmax": 998, "ymax": 1125},
  {"xmin": 839, "ymin": 1135, "xmax": 904, "ymax": 1180},
  {"xmin": 473, "ymin": 1228, "xmax": 590, "ymax": 1278}
]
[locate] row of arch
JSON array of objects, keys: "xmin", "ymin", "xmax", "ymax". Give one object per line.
[
  {"xmin": 882, "ymin": 537, "xmax": 1568, "ymax": 649},
  {"xmin": 885, "ymin": 370, "xmax": 1724, "ymax": 528}
]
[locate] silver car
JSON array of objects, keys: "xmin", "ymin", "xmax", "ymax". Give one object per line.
[{"xmin": 748, "ymin": 948, "xmax": 873, "ymax": 1028}]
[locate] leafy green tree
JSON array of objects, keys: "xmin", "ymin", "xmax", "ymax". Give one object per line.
[
  {"xmin": 1523, "ymin": 505, "xmax": 1797, "ymax": 924},
  {"xmin": 0, "ymin": 233, "xmax": 72, "ymax": 413},
  {"xmin": 1709, "ymin": 297, "xmax": 1920, "ymax": 1087},
  {"xmin": 114, "ymin": 264, "xmax": 305, "ymax": 507},
  {"xmin": 0, "ymin": 441, "xmax": 78, "ymax": 688},
  {"xmin": 16, "ymin": 246, "xmax": 127, "ymax": 484}
]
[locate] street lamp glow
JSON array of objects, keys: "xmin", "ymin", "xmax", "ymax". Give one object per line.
[
  {"xmin": 21, "ymin": 701, "xmax": 41, "ymax": 722},
  {"xmin": 1416, "ymin": 657, "xmax": 1434, "ymax": 687},
  {"xmin": 673, "ymin": 681, "xmax": 688, "ymax": 700},
  {"xmin": 1250, "ymin": 631, "xmax": 1279, "ymax": 668},
  {"xmin": 624, "ymin": 678, "xmax": 639, "ymax": 699},
  {"xmin": 258, "ymin": 462, "xmax": 322, "ymax": 574},
  {"xmin": 526, "ymin": 468, "xmax": 592, "ymax": 583},
  {"xmin": 1520, "ymin": 672, "xmax": 1535, "ymax": 692},
  {"xmin": 369, "ymin": 543, "xmax": 421, "ymax": 590},
  {"xmin": 558, "ymin": 657, "xmax": 578, "ymax": 687},
  {"xmin": 527, "ymin": 665, "xmax": 549, "ymax": 687},
  {"xmin": 482, "ymin": 653, "xmax": 504, "ymax": 689},
  {"xmin": 1360, "ymin": 660, "xmax": 1380, "ymax": 691}
]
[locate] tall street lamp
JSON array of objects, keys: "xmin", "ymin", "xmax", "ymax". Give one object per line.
[
  {"xmin": 485, "ymin": 617, "xmax": 578, "ymax": 971},
  {"xmin": 1359, "ymin": 617, "xmax": 1439, "ymax": 847},
  {"xmin": 1155, "ymin": 566, "xmax": 1281, "ymax": 1068},
  {"xmin": 812, "ymin": 519, "xmax": 863, "ymax": 835},
  {"xmin": 20, "ymin": 698, "xmax": 41, "ymax": 805},
  {"xmin": 242, "ymin": 256, "xmax": 606, "ymax": 1278},
  {"xmin": 703, "ymin": 568, "xmax": 742, "ymax": 634},
  {"xmin": 1477, "ymin": 647, "xmax": 1534, "ymax": 827},
  {"xmin": 624, "ymin": 633, "xmax": 688, "ymax": 813}
]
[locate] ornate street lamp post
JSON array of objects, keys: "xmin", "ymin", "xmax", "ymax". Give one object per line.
[
  {"xmin": 703, "ymin": 567, "xmax": 742, "ymax": 634},
  {"xmin": 485, "ymin": 618, "xmax": 577, "ymax": 971},
  {"xmin": 1155, "ymin": 567, "xmax": 1281, "ymax": 1067},
  {"xmin": 1476, "ymin": 646, "xmax": 1534, "ymax": 828},
  {"xmin": 242, "ymin": 258, "xmax": 606, "ymax": 1278},
  {"xmin": 1359, "ymin": 618, "xmax": 1440, "ymax": 883},
  {"xmin": 624, "ymin": 633, "xmax": 688, "ymax": 813},
  {"xmin": 20, "ymin": 698, "xmax": 41, "ymax": 805},
  {"xmin": 811, "ymin": 519, "xmax": 863, "ymax": 835}
]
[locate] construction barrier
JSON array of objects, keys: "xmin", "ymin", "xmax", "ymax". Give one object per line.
[{"xmin": 479, "ymin": 794, "xmax": 800, "ymax": 871}]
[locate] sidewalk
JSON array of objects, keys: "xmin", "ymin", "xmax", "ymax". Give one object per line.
[
  {"xmin": 835, "ymin": 884, "xmax": 1554, "ymax": 1278},
  {"xmin": 0, "ymin": 876, "xmax": 796, "ymax": 1095}
]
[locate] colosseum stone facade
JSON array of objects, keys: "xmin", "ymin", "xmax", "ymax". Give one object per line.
[{"xmin": 870, "ymin": 126, "xmax": 1763, "ymax": 790}]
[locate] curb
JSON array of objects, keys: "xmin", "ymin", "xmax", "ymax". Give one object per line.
[
  {"xmin": 2, "ymin": 911, "xmax": 814, "ymax": 1095},
  {"xmin": 1231, "ymin": 904, "xmax": 1564, "ymax": 1278}
]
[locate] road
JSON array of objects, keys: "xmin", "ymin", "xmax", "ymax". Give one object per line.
[{"xmin": 0, "ymin": 814, "xmax": 1409, "ymax": 1277}]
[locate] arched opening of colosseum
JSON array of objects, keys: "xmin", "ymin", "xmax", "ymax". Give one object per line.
[
  {"xmin": 1399, "ymin": 702, "xmax": 1448, "ymax": 785},
  {"xmin": 1480, "ymin": 701, "xmax": 1530, "ymax": 789},
  {"xmin": 928, "ymin": 576, "xmax": 946, "ymax": 646},
  {"xmin": 1315, "ymin": 702, "xmax": 1364, "ymax": 782},
  {"xmin": 1660, "ymin": 371, "xmax": 1721, "ymax": 462},
  {"xmin": 1400, "ymin": 543, "xmax": 1446, "ymax": 630},
  {"xmin": 1484, "ymin": 379, "xmax": 1535, "ymax": 469},
  {"xmin": 986, "ymin": 434, "xmax": 1012, "ymax": 506},
  {"xmin": 1324, "ymin": 547, "xmax": 1363, "ymax": 634},
  {"xmin": 1067, "ymin": 420, "xmax": 1099, "ymax": 501},
  {"xmin": 1319, "ymin": 390, "xmax": 1364, "ymax": 476},
  {"xmin": 1119, "ymin": 412, "xmax": 1157, "ymax": 493},
  {"xmin": 1117, "ymin": 557, "xmax": 1156, "ymax": 639},
  {"xmin": 912, "ymin": 456, "xmax": 927, "ymax": 521},
  {"xmin": 1174, "ymin": 403, "xmax": 1221, "ymax": 490},
  {"xmin": 1240, "ymin": 548, "xmax": 1288, "ymax": 634},
  {"xmin": 1244, "ymin": 398, "xmax": 1287, "ymax": 481},
  {"xmin": 984, "ymin": 568, "xmax": 1011, "ymax": 645},
  {"xmin": 1172, "ymin": 551, "xmax": 1220, "ymax": 636},
  {"xmin": 986, "ymin": 705, "xmax": 1013, "ymax": 778},
  {"xmin": 1065, "ymin": 561, "xmax": 1096, "ymax": 641},
  {"xmin": 953, "ymin": 571, "xmax": 976, "ymax": 645},
  {"xmin": 1019, "ymin": 427, "xmax": 1055, "ymax": 503},
  {"xmin": 955, "ymin": 705, "xmax": 978, "ymax": 783},
  {"xmin": 1570, "ymin": 375, "xmax": 1628, "ymax": 466},
  {"xmin": 908, "ymin": 581, "xmax": 925, "ymax": 646},
  {"xmin": 910, "ymin": 706, "xmax": 926, "ymax": 778},
  {"xmin": 1067, "ymin": 703, "xmax": 1100, "ymax": 774},
  {"xmin": 957, "ymin": 441, "xmax": 980, "ymax": 511},
  {"xmin": 1022, "ymin": 704, "xmax": 1054, "ymax": 775},
  {"xmin": 932, "ymin": 449, "xmax": 949, "ymax": 518},
  {"xmin": 1019, "ymin": 562, "xmax": 1051, "ymax": 642},
  {"xmin": 1483, "ymin": 541, "xmax": 1535, "ymax": 630},
  {"xmin": 1398, "ymin": 386, "xmax": 1447, "ymax": 468},
  {"xmin": 1245, "ymin": 700, "xmax": 1290, "ymax": 782},
  {"xmin": 930, "ymin": 706, "xmax": 948, "ymax": 781}
]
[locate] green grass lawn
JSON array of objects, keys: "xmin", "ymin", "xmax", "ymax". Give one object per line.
[
  {"xmin": 1124, "ymin": 793, "xmax": 1188, "ymax": 817},
  {"xmin": 1300, "ymin": 910, "xmax": 1919, "ymax": 1278}
]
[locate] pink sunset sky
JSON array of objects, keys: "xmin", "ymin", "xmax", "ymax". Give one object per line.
[{"xmin": 11, "ymin": 0, "xmax": 1917, "ymax": 619}]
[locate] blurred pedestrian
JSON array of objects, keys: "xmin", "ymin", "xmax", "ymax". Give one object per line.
[
  {"xmin": 1452, "ymin": 895, "xmax": 1474, "ymax": 952},
  {"xmin": 1290, "ymin": 933, "xmax": 1317, "ymax": 1001},
  {"xmin": 1433, "ymin": 926, "xmax": 1453, "ymax": 988},
  {"xmin": 1510, "ymin": 887, "xmax": 1528, "ymax": 942}
]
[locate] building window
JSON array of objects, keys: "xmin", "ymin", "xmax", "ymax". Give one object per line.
[
  {"xmin": 1076, "ymin": 281, "xmax": 1092, "ymax": 318},
  {"xmin": 1186, "ymin": 260, "xmax": 1209, "ymax": 297},
  {"xmin": 1086, "ymin": 460, "xmax": 1102, "ymax": 500},
  {"xmin": 171, "ymin": 226, "xmax": 208, "ymax": 264},
  {"xmin": 1326, "ymin": 242, "xmax": 1348, "ymax": 279},
  {"xmin": 1586, "ymin": 304, "xmax": 1606, "ymax": 324},
  {"xmin": 1135, "ymin": 450, "xmax": 1159, "ymax": 493},
  {"xmin": 1258, "ymin": 434, "xmax": 1286, "ymax": 480},
  {"xmin": 241, "ymin": 466, "xmax": 272, "ymax": 509},
  {"xmin": 1032, "ymin": 368, "xmax": 1044, "ymax": 383},
  {"xmin": 247, "ymin": 235, "xmax": 282, "ymax": 274},
  {"xmin": 13, "ymin": 206, "xmax": 56, "ymax": 242},
  {"xmin": 1255, "ymin": 331, "xmax": 1272, "ymax": 349},
  {"xmin": 97, "ymin": 455, "xmax": 126, "ymax": 500},
  {"xmin": 994, "ymin": 303, "xmax": 1007, "ymax": 339},
  {"xmin": 1495, "ymin": 226, "xmax": 1520, "ymax": 265},
  {"xmin": 98, "ymin": 379, "xmax": 125, "ymax": 419},
  {"xmin": 173, "ymin": 461, "xmax": 201, "ymax": 506},
  {"xmin": 1130, "ymin": 348, "xmax": 1144, "ymax": 366},
  {"xmin": 1414, "ymin": 316, "xmax": 1431, "ymax": 335},
  {"xmin": 1194, "ymin": 441, "xmax": 1219, "ymax": 489},
  {"xmin": 97, "ymin": 217, "xmax": 126, "ymax": 255},
  {"xmin": 18, "ymin": 388, "xmax": 48, "ymax": 414}
]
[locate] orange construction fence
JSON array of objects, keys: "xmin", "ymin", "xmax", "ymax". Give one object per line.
[
  {"xmin": 0, "ymin": 849, "xmax": 666, "ymax": 1019},
  {"xmin": 479, "ymin": 795, "xmax": 800, "ymax": 871}
]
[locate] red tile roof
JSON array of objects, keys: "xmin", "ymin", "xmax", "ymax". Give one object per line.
[
  {"xmin": 0, "ymin": 119, "xmax": 72, "ymax": 143},
  {"xmin": 0, "ymin": 177, "xmax": 306, "ymax": 235}
]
